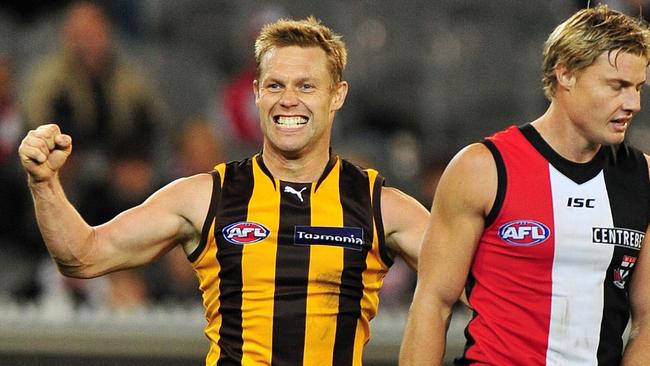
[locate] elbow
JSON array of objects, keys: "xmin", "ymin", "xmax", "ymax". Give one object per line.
[
  {"xmin": 55, "ymin": 261, "xmax": 97, "ymax": 279},
  {"xmin": 53, "ymin": 249, "xmax": 102, "ymax": 279},
  {"xmin": 52, "ymin": 229, "xmax": 103, "ymax": 279}
]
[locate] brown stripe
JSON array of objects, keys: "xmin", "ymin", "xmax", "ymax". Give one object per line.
[
  {"xmin": 271, "ymin": 181, "xmax": 312, "ymax": 366},
  {"xmin": 333, "ymin": 160, "xmax": 372, "ymax": 365},
  {"xmin": 215, "ymin": 159, "xmax": 255, "ymax": 365}
]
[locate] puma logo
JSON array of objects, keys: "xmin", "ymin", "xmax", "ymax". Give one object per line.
[{"xmin": 284, "ymin": 186, "xmax": 307, "ymax": 202}]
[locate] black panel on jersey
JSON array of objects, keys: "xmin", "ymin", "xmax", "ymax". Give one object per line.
[
  {"xmin": 216, "ymin": 159, "xmax": 254, "ymax": 365},
  {"xmin": 481, "ymin": 139, "xmax": 507, "ymax": 228},
  {"xmin": 519, "ymin": 124, "xmax": 605, "ymax": 184},
  {"xmin": 271, "ymin": 181, "xmax": 312, "ymax": 366},
  {"xmin": 333, "ymin": 160, "xmax": 372, "ymax": 365},
  {"xmin": 189, "ymin": 170, "xmax": 222, "ymax": 262},
  {"xmin": 373, "ymin": 174, "xmax": 393, "ymax": 267},
  {"xmin": 598, "ymin": 144, "xmax": 650, "ymax": 365}
]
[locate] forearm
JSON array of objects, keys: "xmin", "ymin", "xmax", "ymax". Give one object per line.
[
  {"xmin": 399, "ymin": 299, "xmax": 451, "ymax": 365},
  {"xmin": 622, "ymin": 322, "xmax": 650, "ymax": 365},
  {"xmin": 29, "ymin": 175, "xmax": 96, "ymax": 277}
]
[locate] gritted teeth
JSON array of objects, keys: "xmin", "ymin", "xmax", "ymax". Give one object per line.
[{"xmin": 275, "ymin": 116, "xmax": 308, "ymax": 127}]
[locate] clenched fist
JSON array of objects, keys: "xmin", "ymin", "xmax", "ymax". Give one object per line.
[{"xmin": 18, "ymin": 124, "xmax": 72, "ymax": 183}]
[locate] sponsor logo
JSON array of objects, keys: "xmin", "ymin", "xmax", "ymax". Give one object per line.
[
  {"xmin": 294, "ymin": 226, "xmax": 365, "ymax": 250},
  {"xmin": 613, "ymin": 255, "xmax": 637, "ymax": 289},
  {"xmin": 222, "ymin": 221, "xmax": 270, "ymax": 245},
  {"xmin": 592, "ymin": 227, "xmax": 644, "ymax": 250},
  {"xmin": 567, "ymin": 197, "xmax": 595, "ymax": 208},
  {"xmin": 498, "ymin": 220, "xmax": 550, "ymax": 247},
  {"xmin": 284, "ymin": 186, "xmax": 307, "ymax": 202}
]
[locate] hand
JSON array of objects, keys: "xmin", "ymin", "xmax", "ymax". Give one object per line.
[{"xmin": 18, "ymin": 124, "xmax": 72, "ymax": 183}]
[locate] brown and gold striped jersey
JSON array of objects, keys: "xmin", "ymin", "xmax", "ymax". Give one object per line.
[{"xmin": 188, "ymin": 153, "xmax": 392, "ymax": 366}]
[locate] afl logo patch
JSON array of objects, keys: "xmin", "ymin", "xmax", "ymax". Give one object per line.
[
  {"xmin": 498, "ymin": 220, "xmax": 550, "ymax": 247},
  {"xmin": 222, "ymin": 221, "xmax": 270, "ymax": 245}
]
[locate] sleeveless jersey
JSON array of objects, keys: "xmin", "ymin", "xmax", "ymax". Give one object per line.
[
  {"xmin": 188, "ymin": 154, "xmax": 392, "ymax": 366},
  {"xmin": 456, "ymin": 125, "xmax": 650, "ymax": 366}
]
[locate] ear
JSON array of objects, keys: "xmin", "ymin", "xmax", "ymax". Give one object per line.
[
  {"xmin": 555, "ymin": 64, "xmax": 576, "ymax": 92},
  {"xmin": 253, "ymin": 80, "xmax": 260, "ymax": 105},
  {"xmin": 330, "ymin": 81, "xmax": 349, "ymax": 111}
]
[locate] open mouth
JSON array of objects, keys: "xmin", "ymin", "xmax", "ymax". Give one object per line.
[
  {"xmin": 274, "ymin": 116, "xmax": 308, "ymax": 128},
  {"xmin": 610, "ymin": 117, "xmax": 629, "ymax": 126}
]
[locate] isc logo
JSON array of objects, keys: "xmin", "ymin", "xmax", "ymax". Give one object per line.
[
  {"xmin": 567, "ymin": 197, "xmax": 595, "ymax": 208},
  {"xmin": 222, "ymin": 222, "xmax": 270, "ymax": 245},
  {"xmin": 498, "ymin": 220, "xmax": 550, "ymax": 247}
]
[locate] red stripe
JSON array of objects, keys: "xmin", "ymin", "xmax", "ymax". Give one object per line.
[{"xmin": 465, "ymin": 126, "xmax": 555, "ymax": 365}]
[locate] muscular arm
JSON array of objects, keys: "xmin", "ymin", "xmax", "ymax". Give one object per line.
[
  {"xmin": 621, "ymin": 155, "xmax": 650, "ymax": 365},
  {"xmin": 381, "ymin": 187, "xmax": 429, "ymax": 270},
  {"xmin": 399, "ymin": 143, "xmax": 496, "ymax": 365},
  {"xmin": 19, "ymin": 124, "xmax": 211, "ymax": 278}
]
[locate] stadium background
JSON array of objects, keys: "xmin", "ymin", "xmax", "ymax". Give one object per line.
[{"xmin": 0, "ymin": 1, "xmax": 647, "ymax": 365}]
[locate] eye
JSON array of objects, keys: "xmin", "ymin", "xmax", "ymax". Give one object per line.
[
  {"xmin": 609, "ymin": 82, "xmax": 623, "ymax": 91},
  {"xmin": 300, "ymin": 83, "xmax": 315, "ymax": 92},
  {"xmin": 267, "ymin": 82, "xmax": 282, "ymax": 91}
]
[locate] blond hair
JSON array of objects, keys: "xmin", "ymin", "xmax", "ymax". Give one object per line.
[
  {"xmin": 542, "ymin": 4, "xmax": 650, "ymax": 100},
  {"xmin": 254, "ymin": 16, "xmax": 347, "ymax": 86}
]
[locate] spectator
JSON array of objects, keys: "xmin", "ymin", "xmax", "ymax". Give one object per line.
[
  {"xmin": 21, "ymin": 1, "xmax": 166, "ymax": 201},
  {"xmin": 19, "ymin": 1, "xmax": 167, "ymax": 312},
  {"xmin": 219, "ymin": 6, "xmax": 287, "ymax": 153}
]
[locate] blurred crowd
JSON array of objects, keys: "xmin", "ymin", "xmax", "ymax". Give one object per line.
[
  {"xmin": 2, "ymin": 0, "xmax": 649, "ymax": 315},
  {"xmin": 0, "ymin": 1, "xmax": 451, "ymax": 314}
]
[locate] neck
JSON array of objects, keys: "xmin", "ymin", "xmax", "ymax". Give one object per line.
[
  {"xmin": 261, "ymin": 146, "xmax": 331, "ymax": 183},
  {"xmin": 531, "ymin": 102, "xmax": 601, "ymax": 163}
]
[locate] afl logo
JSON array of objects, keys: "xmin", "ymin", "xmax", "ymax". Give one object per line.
[
  {"xmin": 498, "ymin": 220, "xmax": 550, "ymax": 247},
  {"xmin": 222, "ymin": 222, "xmax": 270, "ymax": 245}
]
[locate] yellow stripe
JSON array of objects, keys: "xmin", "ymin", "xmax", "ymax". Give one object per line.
[
  {"xmin": 195, "ymin": 163, "xmax": 227, "ymax": 363},
  {"xmin": 240, "ymin": 157, "xmax": 279, "ymax": 364},
  {"xmin": 357, "ymin": 169, "xmax": 389, "ymax": 361},
  {"xmin": 302, "ymin": 159, "xmax": 344, "ymax": 365},
  {"xmin": 195, "ymin": 224, "xmax": 222, "ymax": 363}
]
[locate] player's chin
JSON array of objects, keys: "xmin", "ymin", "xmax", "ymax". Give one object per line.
[{"xmin": 602, "ymin": 133, "xmax": 626, "ymax": 146}]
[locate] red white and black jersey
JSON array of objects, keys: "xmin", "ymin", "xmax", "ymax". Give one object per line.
[{"xmin": 456, "ymin": 124, "xmax": 650, "ymax": 366}]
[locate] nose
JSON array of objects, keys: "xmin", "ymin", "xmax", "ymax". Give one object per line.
[
  {"xmin": 623, "ymin": 88, "xmax": 641, "ymax": 114},
  {"xmin": 279, "ymin": 87, "xmax": 300, "ymax": 108}
]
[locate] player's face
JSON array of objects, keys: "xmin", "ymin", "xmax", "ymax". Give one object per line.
[
  {"xmin": 254, "ymin": 46, "xmax": 347, "ymax": 159},
  {"xmin": 565, "ymin": 51, "xmax": 647, "ymax": 146}
]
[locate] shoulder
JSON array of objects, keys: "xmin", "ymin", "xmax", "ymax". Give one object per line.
[
  {"xmin": 435, "ymin": 142, "xmax": 498, "ymax": 217},
  {"xmin": 446, "ymin": 142, "xmax": 497, "ymax": 180},
  {"xmin": 146, "ymin": 173, "xmax": 215, "ymax": 228},
  {"xmin": 380, "ymin": 186, "xmax": 425, "ymax": 212},
  {"xmin": 380, "ymin": 186, "xmax": 428, "ymax": 230}
]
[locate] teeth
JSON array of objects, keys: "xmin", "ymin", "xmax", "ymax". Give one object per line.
[{"xmin": 276, "ymin": 116, "xmax": 307, "ymax": 127}]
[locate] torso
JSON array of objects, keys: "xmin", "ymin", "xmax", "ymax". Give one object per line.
[
  {"xmin": 189, "ymin": 154, "xmax": 392, "ymax": 366},
  {"xmin": 458, "ymin": 124, "xmax": 650, "ymax": 366}
]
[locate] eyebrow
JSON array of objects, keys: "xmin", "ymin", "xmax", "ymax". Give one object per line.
[{"xmin": 606, "ymin": 78, "xmax": 647, "ymax": 88}]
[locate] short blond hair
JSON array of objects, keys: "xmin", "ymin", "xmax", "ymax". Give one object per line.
[
  {"xmin": 542, "ymin": 4, "xmax": 650, "ymax": 100},
  {"xmin": 254, "ymin": 16, "xmax": 347, "ymax": 86}
]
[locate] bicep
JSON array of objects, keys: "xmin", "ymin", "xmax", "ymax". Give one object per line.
[
  {"xmin": 381, "ymin": 187, "xmax": 429, "ymax": 270},
  {"xmin": 90, "ymin": 174, "xmax": 211, "ymax": 275},
  {"xmin": 415, "ymin": 144, "xmax": 496, "ymax": 307}
]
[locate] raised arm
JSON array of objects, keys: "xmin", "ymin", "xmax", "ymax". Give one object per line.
[
  {"xmin": 18, "ymin": 124, "xmax": 210, "ymax": 278},
  {"xmin": 622, "ymin": 154, "xmax": 650, "ymax": 365},
  {"xmin": 381, "ymin": 187, "xmax": 429, "ymax": 270},
  {"xmin": 399, "ymin": 143, "xmax": 496, "ymax": 365}
]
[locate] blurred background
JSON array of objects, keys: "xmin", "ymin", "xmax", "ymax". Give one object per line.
[{"xmin": 1, "ymin": 0, "xmax": 649, "ymax": 365}]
